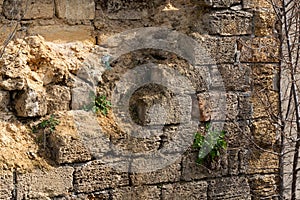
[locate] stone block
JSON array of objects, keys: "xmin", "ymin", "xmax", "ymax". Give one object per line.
[
  {"xmin": 71, "ymin": 110, "xmax": 111, "ymax": 159},
  {"xmin": 249, "ymin": 175, "xmax": 278, "ymax": 200},
  {"xmin": 238, "ymin": 92, "xmax": 252, "ymax": 120},
  {"xmin": 73, "ymin": 159, "xmax": 129, "ymax": 193},
  {"xmin": 71, "ymin": 77, "xmax": 95, "ymax": 111},
  {"xmin": 0, "ymin": 91, "xmax": 10, "ymax": 112},
  {"xmin": 251, "ymin": 90, "xmax": 278, "ymax": 119},
  {"xmin": 192, "ymin": 35, "xmax": 236, "ymax": 63},
  {"xmin": 110, "ymin": 133, "xmax": 161, "ymax": 155},
  {"xmin": 0, "ymin": 78, "xmax": 26, "ymax": 91},
  {"xmin": 28, "ymin": 25, "xmax": 95, "ymax": 43},
  {"xmin": 56, "ymin": 191, "xmax": 110, "ymax": 200},
  {"xmin": 251, "ymin": 64, "xmax": 279, "ymax": 91},
  {"xmin": 162, "ymin": 181, "xmax": 207, "ymax": 200},
  {"xmin": 0, "ymin": 23, "xmax": 19, "ymax": 45},
  {"xmin": 245, "ymin": 149, "xmax": 279, "ymax": 174},
  {"xmin": 208, "ymin": 177, "xmax": 251, "ymax": 199},
  {"xmin": 130, "ymin": 159, "xmax": 181, "ymax": 185},
  {"xmin": 55, "ymin": 0, "xmax": 95, "ymax": 20},
  {"xmin": 48, "ymin": 112, "xmax": 93, "ymax": 164},
  {"xmin": 197, "ymin": 91, "xmax": 238, "ymax": 121},
  {"xmin": 243, "ymin": 0, "xmax": 274, "ymax": 10},
  {"xmin": 201, "ymin": 0, "xmax": 241, "ymax": 8},
  {"xmin": 254, "ymin": 10, "xmax": 276, "ymax": 36},
  {"xmin": 112, "ymin": 186, "xmax": 160, "ymax": 200},
  {"xmin": 46, "ymin": 85, "xmax": 71, "ymax": 114},
  {"xmin": 227, "ymin": 148, "xmax": 240, "ymax": 175},
  {"xmin": 218, "ymin": 64, "xmax": 251, "ymax": 91},
  {"xmin": 203, "ymin": 10, "xmax": 252, "ymax": 36},
  {"xmin": 106, "ymin": 0, "xmax": 149, "ymax": 20},
  {"xmin": 14, "ymin": 88, "xmax": 48, "ymax": 117},
  {"xmin": 0, "ymin": 172, "xmax": 14, "ymax": 200},
  {"xmin": 128, "ymin": 84, "xmax": 192, "ymax": 125},
  {"xmin": 225, "ymin": 92, "xmax": 239, "ymax": 120},
  {"xmin": 181, "ymin": 151, "xmax": 228, "ymax": 181},
  {"xmin": 223, "ymin": 121, "xmax": 251, "ymax": 148},
  {"xmin": 252, "ymin": 119, "xmax": 277, "ymax": 146},
  {"xmin": 107, "ymin": 9, "xmax": 148, "ymax": 20},
  {"xmin": 239, "ymin": 37, "xmax": 280, "ymax": 63},
  {"xmin": 3, "ymin": 0, "xmax": 54, "ymax": 19},
  {"xmin": 0, "ymin": 0, "xmax": 3, "ymax": 13},
  {"xmin": 17, "ymin": 167, "xmax": 74, "ymax": 199}
]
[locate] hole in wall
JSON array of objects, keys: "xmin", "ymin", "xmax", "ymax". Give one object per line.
[{"xmin": 129, "ymin": 83, "xmax": 175, "ymax": 126}]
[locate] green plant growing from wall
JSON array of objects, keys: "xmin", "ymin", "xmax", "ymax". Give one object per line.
[
  {"xmin": 83, "ymin": 93, "xmax": 112, "ymax": 116},
  {"xmin": 94, "ymin": 95, "xmax": 112, "ymax": 115},
  {"xmin": 32, "ymin": 114, "xmax": 60, "ymax": 149},
  {"xmin": 193, "ymin": 123, "xmax": 227, "ymax": 164},
  {"xmin": 32, "ymin": 114, "xmax": 60, "ymax": 133}
]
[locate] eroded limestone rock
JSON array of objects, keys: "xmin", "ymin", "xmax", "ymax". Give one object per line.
[
  {"xmin": 0, "ymin": 172, "xmax": 14, "ymax": 200},
  {"xmin": 17, "ymin": 167, "xmax": 74, "ymax": 199},
  {"xmin": 0, "ymin": 91, "xmax": 10, "ymax": 112},
  {"xmin": 14, "ymin": 87, "xmax": 47, "ymax": 117}
]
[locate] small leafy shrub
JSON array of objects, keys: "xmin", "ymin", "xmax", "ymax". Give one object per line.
[
  {"xmin": 83, "ymin": 94, "xmax": 112, "ymax": 116},
  {"xmin": 193, "ymin": 123, "xmax": 227, "ymax": 164},
  {"xmin": 32, "ymin": 114, "xmax": 60, "ymax": 133},
  {"xmin": 32, "ymin": 114, "xmax": 60, "ymax": 149},
  {"xmin": 94, "ymin": 95, "xmax": 112, "ymax": 115}
]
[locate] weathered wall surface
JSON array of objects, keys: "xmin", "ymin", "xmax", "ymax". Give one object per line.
[{"xmin": 0, "ymin": 0, "xmax": 280, "ymax": 199}]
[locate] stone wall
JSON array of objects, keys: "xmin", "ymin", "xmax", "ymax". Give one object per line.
[{"xmin": 0, "ymin": 0, "xmax": 280, "ymax": 199}]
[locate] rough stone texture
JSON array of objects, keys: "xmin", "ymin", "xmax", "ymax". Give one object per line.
[
  {"xmin": 17, "ymin": 167, "xmax": 74, "ymax": 200},
  {"xmin": 105, "ymin": 0, "xmax": 149, "ymax": 20},
  {"xmin": 227, "ymin": 148, "xmax": 240, "ymax": 175},
  {"xmin": 46, "ymin": 85, "xmax": 71, "ymax": 113},
  {"xmin": 0, "ymin": 0, "xmax": 3, "ymax": 14},
  {"xmin": 238, "ymin": 37, "xmax": 280, "ymax": 63},
  {"xmin": 203, "ymin": 10, "xmax": 252, "ymax": 36},
  {"xmin": 197, "ymin": 92, "xmax": 238, "ymax": 121},
  {"xmin": 74, "ymin": 159, "xmax": 129, "ymax": 193},
  {"xmin": 162, "ymin": 181, "xmax": 207, "ymax": 200},
  {"xmin": 249, "ymin": 175, "xmax": 278, "ymax": 200},
  {"xmin": 3, "ymin": 0, "xmax": 54, "ymax": 19},
  {"xmin": 224, "ymin": 121, "xmax": 251, "ymax": 148},
  {"xmin": 14, "ymin": 87, "xmax": 48, "ymax": 117},
  {"xmin": 0, "ymin": 23, "xmax": 18, "ymax": 45},
  {"xmin": 0, "ymin": 172, "xmax": 14, "ymax": 200},
  {"xmin": 181, "ymin": 151, "xmax": 228, "ymax": 181},
  {"xmin": 218, "ymin": 64, "xmax": 251, "ymax": 91},
  {"xmin": 251, "ymin": 90, "xmax": 278, "ymax": 119},
  {"xmin": 54, "ymin": 191, "xmax": 110, "ymax": 200},
  {"xmin": 191, "ymin": 34, "xmax": 236, "ymax": 63},
  {"xmin": 243, "ymin": 0, "xmax": 273, "ymax": 10},
  {"xmin": 251, "ymin": 64, "xmax": 279, "ymax": 91},
  {"xmin": 0, "ymin": 91, "xmax": 10, "ymax": 112},
  {"xmin": 252, "ymin": 119, "xmax": 277, "ymax": 146},
  {"xmin": 238, "ymin": 92, "xmax": 253, "ymax": 120},
  {"xmin": 201, "ymin": 0, "xmax": 241, "ymax": 8},
  {"xmin": 70, "ymin": 77, "xmax": 95, "ymax": 110},
  {"xmin": 208, "ymin": 177, "xmax": 251, "ymax": 199},
  {"xmin": 28, "ymin": 25, "xmax": 95, "ymax": 43},
  {"xmin": 254, "ymin": 10, "xmax": 276, "ymax": 36},
  {"xmin": 0, "ymin": 0, "xmax": 281, "ymax": 199},
  {"xmin": 0, "ymin": 121, "xmax": 51, "ymax": 172},
  {"xmin": 130, "ymin": 159, "xmax": 181, "ymax": 185},
  {"xmin": 48, "ymin": 112, "xmax": 93, "ymax": 164},
  {"xmin": 72, "ymin": 110, "xmax": 110, "ymax": 159},
  {"xmin": 245, "ymin": 149, "xmax": 279, "ymax": 174},
  {"xmin": 55, "ymin": 0, "xmax": 95, "ymax": 20},
  {"xmin": 0, "ymin": 78, "xmax": 26, "ymax": 91},
  {"xmin": 112, "ymin": 186, "xmax": 161, "ymax": 200}
]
